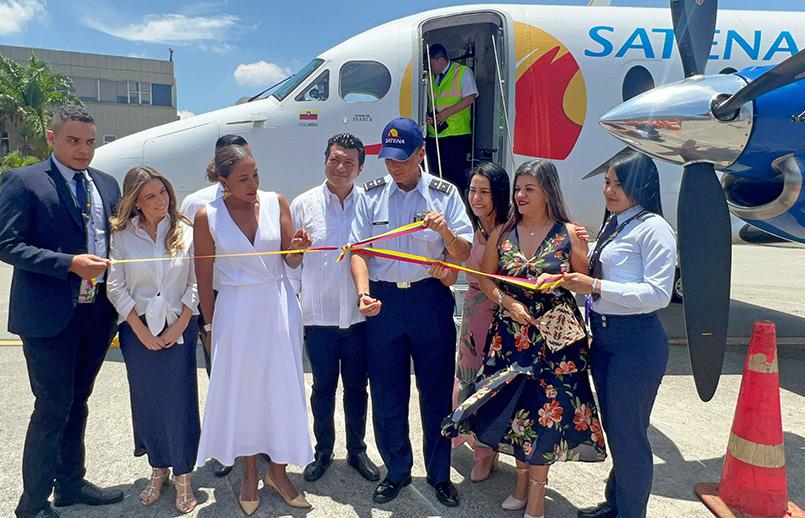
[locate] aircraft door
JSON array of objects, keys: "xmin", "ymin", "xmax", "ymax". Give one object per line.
[{"xmin": 420, "ymin": 12, "xmax": 509, "ymax": 180}]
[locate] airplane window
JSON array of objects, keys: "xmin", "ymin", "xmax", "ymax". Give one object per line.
[
  {"xmin": 295, "ymin": 70, "xmax": 330, "ymax": 102},
  {"xmin": 622, "ymin": 66, "xmax": 655, "ymax": 102},
  {"xmin": 339, "ymin": 61, "xmax": 391, "ymax": 102},
  {"xmin": 272, "ymin": 58, "xmax": 324, "ymax": 101}
]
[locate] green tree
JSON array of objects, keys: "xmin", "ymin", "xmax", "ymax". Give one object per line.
[
  {"xmin": 0, "ymin": 51, "xmax": 82, "ymax": 159},
  {"xmin": 0, "ymin": 150, "xmax": 40, "ymax": 176}
]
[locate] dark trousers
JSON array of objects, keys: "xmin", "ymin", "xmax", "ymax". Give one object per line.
[
  {"xmin": 305, "ymin": 323, "xmax": 369, "ymax": 458},
  {"xmin": 589, "ymin": 312, "xmax": 669, "ymax": 518},
  {"xmin": 425, "ymin": 134, "xmax": 472, "ymax": 193},
  {"xmin": 366, "ymin": 278, "xmax": 456, "ymax": 483},
  {"xmin": 16, "ymin": 289, "xmax": 116, "ymax": 518}
]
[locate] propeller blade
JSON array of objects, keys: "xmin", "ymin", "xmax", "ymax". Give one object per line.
[
  {"xmin": 670, "ymin": 0, "xmax": 718, "ymax": 78},
  {"xmin": 713, "ymin": 48, "xmax": 805, "ymax": 119},
  {"xmin": 677, "ymin": 162, "xmax": 730, "ymax": 401},
  {"xmin": 582, "ymin": 147, "xmax": 632, "ymax": 179}
]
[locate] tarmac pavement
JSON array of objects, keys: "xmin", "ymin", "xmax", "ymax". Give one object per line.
[{"xmin": 0, "ymin": 243, "xmax": 803, "ymax": 517}]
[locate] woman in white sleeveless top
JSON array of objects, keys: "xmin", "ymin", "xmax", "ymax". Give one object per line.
[{"xmin": 193, "ymin": 144, "xmax": 314, "ymax": 515}]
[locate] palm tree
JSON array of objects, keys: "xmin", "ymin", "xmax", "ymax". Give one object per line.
[
  {"xmin": 0, "ymin": 150, "xmax": 40, "ymax": 175},
  {"xmin": 0, "ymin": 51, "xmax": 82, "ymax": 159}
]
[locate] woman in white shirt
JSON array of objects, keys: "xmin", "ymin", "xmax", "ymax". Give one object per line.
[
  {"xmin": 554, "ymin": 150, "xmax": 676, "ymax": 518},
  {"xmin": 107, "ymin": 166, "xmax": 200, "ymax": 514}
]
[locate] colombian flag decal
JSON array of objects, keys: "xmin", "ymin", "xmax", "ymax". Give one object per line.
[{"xmin": 299, "ymin": 110, "xmax": 318, "ymax": 120}]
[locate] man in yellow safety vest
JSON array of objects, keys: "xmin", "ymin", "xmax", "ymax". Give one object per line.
[{"xmin": 426, "ymin": 43, "xmax": 478, "ymax": 194}]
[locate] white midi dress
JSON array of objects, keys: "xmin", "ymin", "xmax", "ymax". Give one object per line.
[{"xmin": 195, "ymin": 191, "xmax": 313, "ymax": 467}]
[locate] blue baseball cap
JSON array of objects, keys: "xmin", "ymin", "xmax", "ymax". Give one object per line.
[{"xmin": 378, "ymin": 117, "xmax": 424, "ymax": 161}]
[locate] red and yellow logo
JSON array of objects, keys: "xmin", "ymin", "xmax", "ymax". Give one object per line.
[
  {"xmin": 513, "ymin": 22, "xmax": 586, "ymax": 160},
  {"xmin": 388, "ymin": 128, "xmax": 399, "ymax": 138}
]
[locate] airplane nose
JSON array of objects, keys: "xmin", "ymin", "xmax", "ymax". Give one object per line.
[{"xmin": 599, "ymin": 74, "xmax": 753, "ymax": 169}]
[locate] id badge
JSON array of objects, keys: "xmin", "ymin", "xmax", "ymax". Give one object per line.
[
  {"xmin": 414, "ymin": 211, "xmax": 428, "ymax": 223},
  {"xmin": 78, "ymin": 278, "xmax": 98, "ymax": 304}
]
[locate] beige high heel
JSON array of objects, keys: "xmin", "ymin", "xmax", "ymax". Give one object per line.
[
  {"xmin": 524, "ymin": 476, "xmax": 548, "ymax": 518},
  {"xmin": 502, "ymin": 467, "xmax": 529, "ymax": 510},
  {"xmin": 172, "ymin": 473, "xmax": 198, "ymax": 514},
  {"xmin": 265, "ymin": 471, "xmax": 312, "ymax": 508},
  {"xmin": 471, "ymin": 452, "xmax": 500, "ymax": 482},
  {"xmin": 140, "ymin": 467, "xmax": 169, "ymax": 505},
  {"xmin": 239, "ymin": 469, "xmax": 260, "ymax": 516}
]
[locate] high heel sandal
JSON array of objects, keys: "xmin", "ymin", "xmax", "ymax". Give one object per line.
[
  {"xmin": 471, "ymin": 452, "xmax": 499, "ymax": 482},
  {"xmin": 140, "ymin": 467, "xmax": 169, "ymax": 506},
  {"xmin": 524, "ymin": 476, "xmax": 548, "ymax": 518},
  {"xmin": 172, "ymin": 473, "xmax": 198, "ymax": 514},
  {"xmin": 501, "ymin": 467, "xmax": 529, "ymax": 510},
  {"xmin": 265, "ymin": 471, "xmax": 312, "ymax": 508}
]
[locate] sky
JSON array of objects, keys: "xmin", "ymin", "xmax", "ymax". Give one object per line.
[{"xmin": 1, "ymin": 0, "xmax": 804, "ymax": 118}]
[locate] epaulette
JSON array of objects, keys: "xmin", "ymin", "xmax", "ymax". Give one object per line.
[
  {"xmin": 638, "ymin": 212, "xmax": 655, "ymax": 221},
  {"xmin": 363, "ymin": 177, "xmax": 386, "ymax": 191},
  {"xmin": 428, "ymin": 178, "xmax": 453, "ymax": 195}
]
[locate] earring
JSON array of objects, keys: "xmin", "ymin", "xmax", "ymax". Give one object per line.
[
  {"xmin": 223, "ymin": 185, "xmax": 232, "ymax": 200},
  {"xmin": 135, "ymin": 206, "xmax": 141, "ymax": 211}
]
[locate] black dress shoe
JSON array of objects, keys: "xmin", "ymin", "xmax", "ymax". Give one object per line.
[
  {"xmin": 212, "ymin": 459, "xmax": 232, "ymax": 477},
  {"xmin": 304, "ymin": 451, "xmax": 333, "ymax": 482},
  {"xmin": 52, "ymin": 481, "xmax": 124, "ymax": 507},
  {"xmin": 372, "ymin": 476, "xmax": 412, "ymax": 504},
  {"xmin": 428, "ymin": 479, "xmax": 459, "ymax": 507},
  {"xmin": 348, "ymin": 452, "xmax": 380, "ymax": 481},
  {"xmin": 28, "ymin": 508, "xmax": 60, "ymax": 518},
  {"xmin": 577, "ymin": 502, "xmax": 618, "ymax": 518}
]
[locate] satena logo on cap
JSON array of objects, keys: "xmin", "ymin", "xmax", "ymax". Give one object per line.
[{"xmin": 378, "ymin": 117, "xmax": 423, "ymax": 161}]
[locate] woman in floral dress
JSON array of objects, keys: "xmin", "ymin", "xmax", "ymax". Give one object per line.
[
  {"xmin": 463, "ymin": 160, "xmax": 606, "ymax": 518},
  {"xmin": 452, "ymin": 163, "xmax": 510, "ymax": 481}
]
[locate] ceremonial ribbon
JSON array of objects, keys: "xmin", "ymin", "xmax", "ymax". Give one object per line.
[{"xmin": 109, "ymin": 220, "xmax": 561, "ymax": 291}]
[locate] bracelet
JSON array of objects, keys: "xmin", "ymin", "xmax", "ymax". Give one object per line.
[
  {"xmin": 592, "ymin": 278, "xmax": 598, "ymax": 294},
  {"xmin": 445, "ymin": 232, "xmax": 458, "ymax": 247},
  {"xmin": 497, "ymin": 291, "xmax": 506, "ymax": 306}
]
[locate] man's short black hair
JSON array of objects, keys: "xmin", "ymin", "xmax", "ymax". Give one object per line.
[
  {"xmin": 429, "ymin": 44, "xmax": 448, "ymax": 61},
  {"xmin": 216, "ymin": 134, "xmax": 249, "ymax": 149},
  {"xmin": 51, "ymin": 105, "xmax": 94, "ymax": 132},
  {"xmin": 325, "ymin": 133, "xmax": 365, "ymax": 166}
]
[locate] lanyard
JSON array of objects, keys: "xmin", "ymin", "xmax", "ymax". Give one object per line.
[{"xmin": 587, "ymin": 210, "xmax": 649, "ymax": 276}]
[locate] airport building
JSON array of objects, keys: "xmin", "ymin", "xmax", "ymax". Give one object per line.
[{"xmin": 0, "ymin": 44, "xmax": 177, "ymax": 154}]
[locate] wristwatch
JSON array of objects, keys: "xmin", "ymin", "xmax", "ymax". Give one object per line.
[
  {"xmin": 203, "ymin": 323, "xmax": 212, "ymax": 333},
  {"xmin": 357, "ymin": 293, "xmax": 371, "ymax": 307}
]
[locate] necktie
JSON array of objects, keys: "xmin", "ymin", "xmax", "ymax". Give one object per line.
[
  {"xmin": 73, "ymin": 172, "xmax": 89, "ymax": 218},
  {"xmin": 589, "ymin": 214, "xmax": 618, "ymax": 300}
]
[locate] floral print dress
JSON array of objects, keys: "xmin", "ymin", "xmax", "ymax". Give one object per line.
[{"xmin": 467, "ymin": 223, "xmax": 606, "ymax": 465}]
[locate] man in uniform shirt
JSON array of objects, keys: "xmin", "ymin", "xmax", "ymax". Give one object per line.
[
  {"xmin": 289, "ymin": 133, "xmax": 380, "ymax": 483},
  {"xmin": 349, "ymin": 117, "xmax": 473, "ymax": 507},
  {"xmin": 425, "ymin": 43, "xmax": 478, "ymax": 192},
  {"xmin": 0, "ymin": 105, "xmax": 123, "ymax": 518}
]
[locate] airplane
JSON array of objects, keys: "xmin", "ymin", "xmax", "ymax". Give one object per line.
[
  {"xmin": 91, "ymin": 3, "xmax": 805, "ymax": 306},
  {"xmin": 596, "ymin": 0, "xmax": 805, "ymax": 402}
]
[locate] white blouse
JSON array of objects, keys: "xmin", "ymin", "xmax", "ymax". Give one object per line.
[
  {"xmin": 107, "ymin": 217, "xmax": 199, "ymax": 343},
  {"xmin": 591, "ymin": 204, "xmax": 677, "ymax": 315}
]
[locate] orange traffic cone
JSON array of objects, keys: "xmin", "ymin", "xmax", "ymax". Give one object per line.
[{"xmin": 694, "ymin": 321, "xmax": 803, "ymax": 518}]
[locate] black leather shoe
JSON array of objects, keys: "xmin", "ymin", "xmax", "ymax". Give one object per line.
[
  {"xmin": 348, "ymin": 452, "xmax": 380, "ymax": 481},
  {"xmin": 304, "ymin": 451, "xmax": 333, "ymax": 482},
  {"xmin": 372, "ymin": 476, "xmax": 412, "ymax": 504},
  {"xmin": 28, "ymin": 508, "xmax": 60, "ymax": 518},
  {"xmin": 212, "ymin": 459, "xmax": 232, "ymax": 477},
  {"xmin": 428, "ymin": 479, "xmax": 459, "ymax": 507},
  {"xmin": 52, "ymin": 481, "xmax": 124, "ymax": 507},
  {"xmin": 577, "ymin": 502, "xmax": 618, "ymax": 518}
]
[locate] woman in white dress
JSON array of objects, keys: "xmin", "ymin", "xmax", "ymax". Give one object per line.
[{"xmin": 194, "ymin": 144, "xmax": 314, "ymax": 515}]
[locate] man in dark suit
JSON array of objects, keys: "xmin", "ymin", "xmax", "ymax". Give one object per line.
[{"xmin": 0, "ymin": 105, "xmax": 124, "ymax": 518}]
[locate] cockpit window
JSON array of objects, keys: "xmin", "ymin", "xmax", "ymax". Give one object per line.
[
  {"xmin": 271, "ymin": 58, "xmax": 324, "ymax": 101},
  {"xmin": 295, "ymin": 70, "xmax": 330, "ymax": 102},
  {"xmin": 339, "ymin": 61, "xmax": 392, "ymax": 102}
]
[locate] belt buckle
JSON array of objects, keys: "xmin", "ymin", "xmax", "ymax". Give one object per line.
[{"xmin": 396, "ymin": 281, "xmax": 412, "ymax": 289}]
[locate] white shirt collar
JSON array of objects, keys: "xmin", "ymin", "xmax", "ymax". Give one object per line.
[
  {"xmin": 52, "ymin": 154, "xmax": 87, "ymax": 184},
  {"xmin": 389, "ymin": 167, "xmax": 426, "ymax": 197},
  {"xmin": 615, "ymin": 204, "xmax": 644, "ymax": 224},
  {"xmin": 130, "ymin": 215, "xmax": 171, "ymax": 242},
  {"xmin": 322, "ymin": 180, "xmax": 356, "ymax": 203}
]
